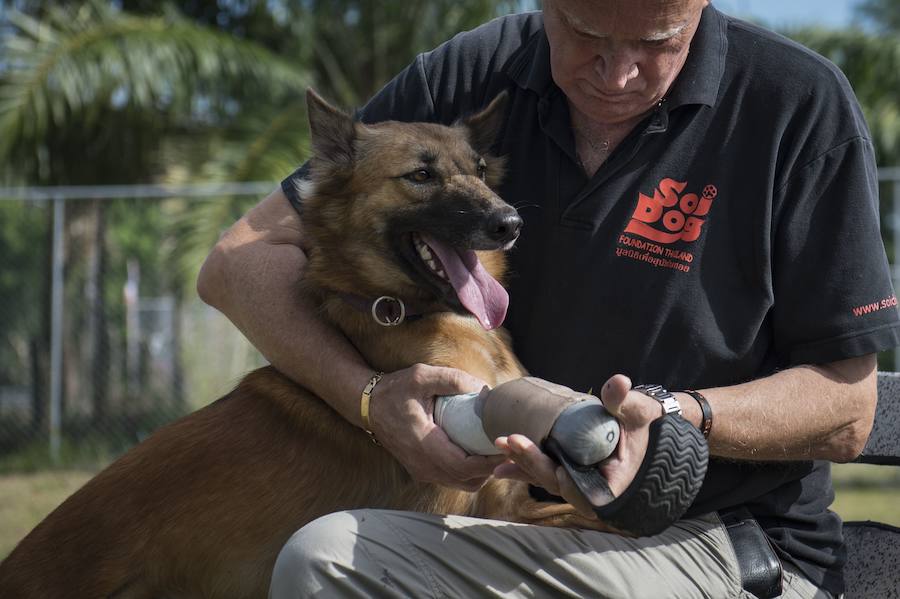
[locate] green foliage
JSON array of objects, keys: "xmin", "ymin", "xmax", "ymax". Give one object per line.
[
  {"xmin": 857, "ymin": 0, "xmax": 900, "ymax": 33},
  {"xmin": 0, "ymin": 202, "xmax": 48, "ymax": 385},
  {"xmin": 0, "ymin": 1, "xmax": 531, "ymax": 460},
  {"xmin": 301, "ymin": 0, "xmax": 525, "ymax": 105},
  {"xmin": 0, "ymin": 1, "xmax": 309, "ymax": 184},
  {"xmin": 787, "ymin": 27, "xmax": 900, "ymax": 164}
]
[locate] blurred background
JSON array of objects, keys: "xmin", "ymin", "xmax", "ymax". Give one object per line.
[{"xmin": 0, "ymin": 0, "xmax": 898, "ymax": 558}]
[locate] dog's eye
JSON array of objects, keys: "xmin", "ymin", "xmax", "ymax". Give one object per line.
[
  {"xmin": 477, "ymin": 158, "xmax": 487, "ymax": 181},
  {"xmin": 405, "ymin": 169, "xmax": 432, "ymax": 184}
]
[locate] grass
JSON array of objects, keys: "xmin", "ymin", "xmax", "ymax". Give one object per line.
[
  {"xmin": 0, "ymin": 468, "xmax": 98, "ymax": 558},
  {"xmin": 0, "ymin": 462, "xmax": 897, "ymax": 561},
  {"xmin": 831, "ymin": 462, "xmax": 900, "ymax": 524},
  {"xmin": 0, "ymin": 438, "xmax": 121, "ymax": 474}
]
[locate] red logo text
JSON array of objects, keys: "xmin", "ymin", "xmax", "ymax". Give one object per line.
[{"xmin": 625, "ymin": 178, "xmax": 717, "ymax": 244}]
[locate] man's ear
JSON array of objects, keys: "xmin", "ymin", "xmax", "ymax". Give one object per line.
[
  {"xmin": 460, "ymin": 91, "xmax": 509, "ymax": 156},
  {"xmin": 306, "ymin": 89, "xmax": 356, "ymax": 168}
]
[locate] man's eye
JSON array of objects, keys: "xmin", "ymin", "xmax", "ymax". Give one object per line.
[{"xmin": 405, "ymin": 169, "xmax": 432, "ymax": 183}]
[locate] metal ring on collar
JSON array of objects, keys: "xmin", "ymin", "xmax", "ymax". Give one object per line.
[{"xmin": 371, "ymin": 296, "xmax": 406, "ymax": 326}]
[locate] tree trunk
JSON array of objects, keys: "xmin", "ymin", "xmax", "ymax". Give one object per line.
[
  {"xmin": 28, "ymin": 208, "xmax": 54, "ymax": 439},
  {"xmin": 171, "ymin": 294, "xmax": 185, "ymax": 413},
  {"xmin": 87, "ymin": 199, "xmax": 110, "ymax": 427}
]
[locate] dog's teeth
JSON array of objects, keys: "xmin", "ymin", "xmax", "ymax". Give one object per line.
[{"xmin": 414, "ymin": 238, "xmax": 448, "ymax": 280}]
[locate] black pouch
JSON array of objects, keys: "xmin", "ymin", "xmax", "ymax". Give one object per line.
[{"xmin": 720, "ymin": 508, "xmax": 783, "ymax": 599}]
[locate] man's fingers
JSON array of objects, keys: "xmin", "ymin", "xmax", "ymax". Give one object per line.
[
  {"xmin": 556, "ymin": 467, "xmax": 598, "ymax": 519},
  {"xmin": 452, "ymin": 453, "xmax": 507, "ymax": 480},
  {"xmin": 497, "ymin": 436, "xmax": 598, "ymax": 519},
  {"xmin": 492, "ymin": 461, "xmax": 527, "ymax": 480},
  {"xmin": 411, "ymin": 363, "xmax": 488, "ymax": 397},
  {"xmin": 456, "ymin": 479, "xmax": 488, "ymax": 492},
  {"xmin": 599, "ymin": 374, "xmax": 632, "ymax": 415},
  {"xmin": 499, "ymin": 434, "xmax": 561, "ymax": 494},
  {"xmin": 422, "ymin": 425, "xmax": 503, "ymax": 481},
  {"xmin": 462, "ymin": 452, "xmax": 508, "ymax": 469},
  {"xmin": 370, "ymin": 365, "xmax": 499, "ymax": 490}
]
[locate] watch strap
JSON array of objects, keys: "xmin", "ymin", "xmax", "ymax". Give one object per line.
[{"xmin": 633, "ymin": 384, "xmax": 683, "ymax": 416}]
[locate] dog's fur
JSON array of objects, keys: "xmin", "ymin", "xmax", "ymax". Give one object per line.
[{"xmin": 0, "ymin": 91, "xmax": 597, "ymax": 598}]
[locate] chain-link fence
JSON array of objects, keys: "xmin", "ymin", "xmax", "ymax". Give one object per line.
[
  {"xmin": 0, "ymin": 184, "xmax": 275, "ymax": 468},
  {"xmin": 1, "ymin": 172, "xmax": 900, "ymax": 468}
]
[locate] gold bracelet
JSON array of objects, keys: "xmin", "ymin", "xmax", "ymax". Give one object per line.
[{"xmin": 360, "ymin": 372, "xmax": 384, "ymax": 445}]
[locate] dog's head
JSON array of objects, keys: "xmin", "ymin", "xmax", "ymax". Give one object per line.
[{"xmin": 300, "ymin": 90, "xmax": 520, "ymax": 330}]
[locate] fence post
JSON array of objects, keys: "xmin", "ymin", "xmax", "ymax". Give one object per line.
[{"xmin": 49, "ymin": 195, "xmax": 65, "ymax": 463}]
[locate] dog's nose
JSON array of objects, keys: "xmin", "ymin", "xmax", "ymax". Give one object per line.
[{"xmin": 487, "ymin": 209, "xmax": 523, "ymax": 244}]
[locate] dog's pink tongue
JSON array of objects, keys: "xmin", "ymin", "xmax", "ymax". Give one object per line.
[{"xmin": 421, "ymin": 234, "xmax": 508, "ymax": 330}]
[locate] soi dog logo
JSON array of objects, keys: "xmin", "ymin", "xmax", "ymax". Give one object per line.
[{"xmin": 624, "ymin": 178, "xmax": 717, "ymax": 244}]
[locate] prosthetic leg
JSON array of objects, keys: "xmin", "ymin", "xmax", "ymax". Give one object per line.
[{"xmin": 436, "ymin": 377, "xmax": 709, "ymax": 536}]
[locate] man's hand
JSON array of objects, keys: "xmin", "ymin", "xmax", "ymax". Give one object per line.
[
  {"xmin": 493, "ymin": 374, "xmax": 664, "ymax": 516},
  {"xmin": 367, "ymin": 363, "xmax": 507, "ymax": 492}
]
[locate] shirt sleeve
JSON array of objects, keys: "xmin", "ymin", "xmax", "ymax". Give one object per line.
[{"xmin": 772, "ymin": 136, "xmax": 900, "ymax": 364}]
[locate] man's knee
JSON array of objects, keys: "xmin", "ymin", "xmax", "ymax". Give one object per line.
[{"xmin": 269, "ymin": 511, "xmax": 359, "ymax": 598}]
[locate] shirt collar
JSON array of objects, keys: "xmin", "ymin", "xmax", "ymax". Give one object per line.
[
  {"xmin": 506, "ymin": 5, "xmax": 727, "ymax": 109},
  {"xmin": 666, "ymin": 5, "xmax": 727, "ymax": 108},
  {"xmin": 506, "ymin": 15, "xmax": 553, "ymax": 96}
]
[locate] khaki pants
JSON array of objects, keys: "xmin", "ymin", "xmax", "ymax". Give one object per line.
[{"xmin": 269, "ymin": 510, "xmax": 831, "ymax": 598}]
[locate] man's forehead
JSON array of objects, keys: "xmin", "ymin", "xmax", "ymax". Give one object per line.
[{"xmin": 547, "ymin": 0, "xmax": 705, "ymax": 40}]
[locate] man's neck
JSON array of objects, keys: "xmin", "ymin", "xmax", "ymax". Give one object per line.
[{"xmin": 569, "ymin": 105, "xmax": 646, "ymax": 177}]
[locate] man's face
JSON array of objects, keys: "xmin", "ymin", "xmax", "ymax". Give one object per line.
[{"xmin": 543, "ymin": 0, "xmax": 709, "ymax": 125}]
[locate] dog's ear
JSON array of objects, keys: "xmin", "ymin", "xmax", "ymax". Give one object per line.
[
  {"xmin": 306, "ymin": 89, "xmax": 356, "ymax": 168},
  {"xmin": 461, "ymin": 91, "xmax": 509, "ymax": 156}
]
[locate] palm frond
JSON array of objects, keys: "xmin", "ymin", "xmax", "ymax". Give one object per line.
[
  {"xmin": 0, "ymin": 1, "xmax": 309, "ymax": 164},
  {"xmin": 161, "ymin": 99, "xmax": 311, "ymax": 286}
]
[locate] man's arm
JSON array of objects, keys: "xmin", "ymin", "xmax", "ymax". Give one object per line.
[
  {"xmin": 682, "ymin": 355, "xmax": 877, "ymax": 463},
  {"xmin": 197, "ymin": 188, "xmax": 372, "ymax": 426},
  {"xmin": 197, "ymin": 188, "xmax": 504, "ymax": 490}
]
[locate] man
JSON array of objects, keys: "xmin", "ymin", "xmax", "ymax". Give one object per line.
[{"xmin": 198, "ymin": 0, "xmax": 899, "ymax": 596}]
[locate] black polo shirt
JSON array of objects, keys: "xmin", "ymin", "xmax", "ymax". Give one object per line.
[{"xmin": 283, "ymin": 6, "xmax": 900, "ymax": 593}]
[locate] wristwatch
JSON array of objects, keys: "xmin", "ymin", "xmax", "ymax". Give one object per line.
[{"xmin": 633, "ymin": 384, "xmax": 683, "ymax": 416}]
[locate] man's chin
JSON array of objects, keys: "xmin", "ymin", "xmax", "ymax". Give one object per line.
[
  {"xmin": 564, "ymin": 84, "xmax": 655, "ymax": 124},
  {"xmin": 574, "ymin": 96, "xmax": 657, "ymax": 126}
]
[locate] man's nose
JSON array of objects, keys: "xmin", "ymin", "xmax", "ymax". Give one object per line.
[{"xmin": 593, "ymin": 51, "xmax": 639, "ymax": 90}]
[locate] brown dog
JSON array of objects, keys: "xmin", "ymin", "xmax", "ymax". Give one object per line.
[{"xmin": 0, "ymin": 91, "xmax": 596, "ymax": 598}]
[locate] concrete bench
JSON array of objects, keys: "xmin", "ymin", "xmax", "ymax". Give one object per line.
[{"xmin": 842, "ymin": 372, "xmax": 900, "ymax": 598}]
